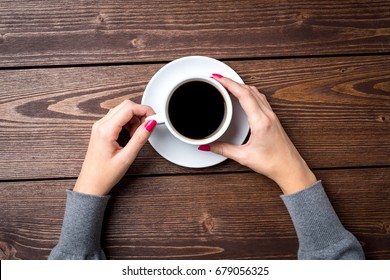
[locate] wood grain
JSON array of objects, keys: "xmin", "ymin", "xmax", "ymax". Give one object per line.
[
  {"xmin": 0, "ymin": 168, "xmax": 388, "ymax": 260},
  {"xmin": 0, "ymin": 56, "xmax": 389, "ymax": 180},
  {"xmin": 0, "ymin": 0, "xmax": 389, "ymax": 67}
]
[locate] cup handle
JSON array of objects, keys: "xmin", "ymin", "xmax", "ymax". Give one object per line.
[{"xmin": 145, "ymin": 113, "xmax": 165, "ymax": 125}]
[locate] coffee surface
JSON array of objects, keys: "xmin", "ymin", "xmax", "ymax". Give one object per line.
[{"xmin": 168, "ymin": 81, "xmax": 225, "ymax": 139}]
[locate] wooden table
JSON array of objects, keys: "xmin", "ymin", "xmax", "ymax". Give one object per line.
[{"xmin": 0, "ymin": 0, "xmax": 389, "ymax": 260}]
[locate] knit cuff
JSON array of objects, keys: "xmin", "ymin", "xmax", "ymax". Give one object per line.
[
  {"xmin": 281, "ymin": 180, "xmax": 348, "ymax": 252},
  {"xmin": 49, "ymin": 190, "xmax": 110, "ymax": 259}
]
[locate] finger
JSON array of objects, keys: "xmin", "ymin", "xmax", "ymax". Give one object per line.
[
  {"xmin": 110, "ymin": 101, "xmax": 155, "ymax": 129},
  {"xmin": 212, "ymin": 75, "xmax": 247, "ymax": 99},
  {"xmin": 212, "ymin": 76, "xmax": 264, "ymax": 122},
  {"xmin": 120, "ymin": 119, "xmax": 157, "ymax": 162},
  {"xmin": 250, "ymin": 86, "xmax": 273, "ymax": 111},
  {"xmin": 123, "ymin": 117, "xmax": 140, "ymax": 137},
  {"xmin": 248, "ymin": 86, "xmax": 264, "ymax": 108},
  {"xmin": 249, "ymin": 86, "xmax": 273, "ymax": 116},
  {"xmin": 208, "ymin": 141, "xmax": 244, "ymax": 164},
  {"xmin": 128, "ymin": 117, "xmax": 142, "ymax": 137},
  {"xmin": 103, "ymin": 99, "xmax": 130, "ymax": 120},
  {"xmin": 214, "ymin": 77, "xmax": 277, "ymax": 131}
]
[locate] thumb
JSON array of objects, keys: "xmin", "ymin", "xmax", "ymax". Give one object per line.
[
  {"xmin": 207, "ymin": 141, "xmax": 243, "ymax": 163},
  {"xmin": 121, "ymin": 119, "xmax": 156, "ymax": 161}
]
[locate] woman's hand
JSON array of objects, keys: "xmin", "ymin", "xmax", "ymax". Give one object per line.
[
  {"xmin": 205, "ymin": 75, "xmax": 317, "ymax": 194},
  {"xmin": 74, "ymin": 100, "xmax": 156, "ymax": 196}
]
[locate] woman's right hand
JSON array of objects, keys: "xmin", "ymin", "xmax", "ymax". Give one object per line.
[{"xmin": 203, "ymin": 74, "xmax": 317, "ymax": 195}]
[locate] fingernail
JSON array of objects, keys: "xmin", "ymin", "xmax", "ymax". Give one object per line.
[
  {"xmin": 198, "ymin": 145, "xmax": 211, "ymax": 152},
  {"xmin": 211, "ymin": 73, "xmax": 223, "ymax": 79},
  {"xmin": 144, "ymin": 119, "xmax": 157, "ymax": 132}
]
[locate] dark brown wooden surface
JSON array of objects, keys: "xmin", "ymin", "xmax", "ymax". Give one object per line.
[
  {"xmin": 0, "ymin": 0, "xmax": 389, "ymax": 260},
  {"xmin": 0, "ymin": 0, "xmax": 389, "ymax": 67}
]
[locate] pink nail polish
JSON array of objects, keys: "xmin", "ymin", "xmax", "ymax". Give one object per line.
[
  {"xmin": 198, "ymin": 145, "xmax": 211, "ymax": 152},
  {"xmin": 144, "ymin": 119, "xmax": 157, "ymax": 132},
  {"xmin": 211, "ymin": 73, "xmax": 223, "ymax": 79}
]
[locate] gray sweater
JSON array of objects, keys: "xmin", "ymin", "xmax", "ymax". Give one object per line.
[{"xmin": 48, "ymin": 180, "xmax": 365, "ymax": 260}]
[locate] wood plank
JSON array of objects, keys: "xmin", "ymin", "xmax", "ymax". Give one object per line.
[
  {"xmin": 0, "ymin": 167, "xmax": 389, "ymax": 259},
  {"xmin": 0, "ymin": 56, "xmax": 389, "ymax": 180},
  {"xmin": 0, "ymin": 0, "xmax": 389, "ymax": 67}
]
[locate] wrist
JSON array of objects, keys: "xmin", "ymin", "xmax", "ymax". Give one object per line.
[
  {"xmin": 276, "ymin": 168, "xmax": 317, "ymax": 195},
  {"xmin": 74, "ymin": 178, "xmax": 107, "ymax": 196},
  {"xmin": 272, "ymin": 156, "xmax": 317, "ymax": 195}
]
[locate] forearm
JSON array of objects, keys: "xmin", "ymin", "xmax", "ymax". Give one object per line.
[
  {"xmin": 281, "ymin": 180, "xmax": 365, "ymax": 260},
  {"xmin": 49, "ymin": 190, "xmax": 110, "ymax": 260}
]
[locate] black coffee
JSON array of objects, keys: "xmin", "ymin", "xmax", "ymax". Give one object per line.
[{"xmin": 168, "ymin": 81, "xmax": 226, "ymax": 139}]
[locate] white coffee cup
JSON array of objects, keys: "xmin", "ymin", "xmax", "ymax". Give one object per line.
[{"xmin": 146, "ymin": 76, "xmax": 233, "ymax": 145}]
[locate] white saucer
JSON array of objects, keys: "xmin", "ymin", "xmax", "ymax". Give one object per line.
[{"xmin": 141, "ymin": 56, "xmax": 250, "ymax": 168}]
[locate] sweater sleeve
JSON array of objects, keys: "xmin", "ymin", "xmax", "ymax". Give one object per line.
[
  {"xmin": 281, "ymin": 180, "xmax": 365, "ymax": 260},
  {"xmin": 48, "ymin": 190, "xmax": 110, "ymax": 260}
]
